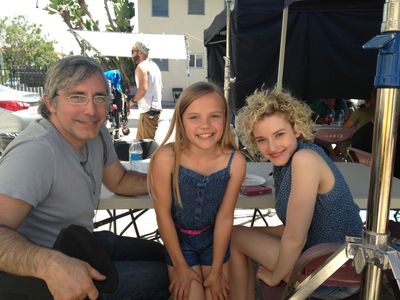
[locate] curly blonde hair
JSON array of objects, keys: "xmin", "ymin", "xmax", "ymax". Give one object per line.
[{"xmin": 236, "ymin": 88, "xmax": 314, "ymax": 158}]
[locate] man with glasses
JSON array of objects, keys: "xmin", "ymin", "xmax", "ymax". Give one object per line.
[
  {"xmin": 130, "ymin": 41, "xmax": 163, "ymax": 139},
  {"xmin": 0, "ymin": 56, "xmax": 169, "ymax": 299}
]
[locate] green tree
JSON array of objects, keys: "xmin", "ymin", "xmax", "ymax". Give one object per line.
[
  {"xmin": 0, "ymin": 15, "xmax": 59, "ymax": 69},
  {"xmin": 44, "ymin": 0, "xmax": 136, "ymax": 92}
]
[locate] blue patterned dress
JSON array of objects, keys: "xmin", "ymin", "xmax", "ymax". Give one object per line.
[{"xmin": 273, "ymin": 141, "xmax": 363, "ymax": 250}]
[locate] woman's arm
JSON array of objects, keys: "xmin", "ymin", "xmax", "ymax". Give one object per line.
[
  {"xmin": 269, "ymin": 150, "xmax": 324, "ymax": 285},
  {"xmin": 342, "ymin": 110, "xmax": 359, "ymax": 129},
  {"xmin": 150, "ymin": 146, "xmax": 201, "ymax": 296},
  {"xmin": 204, "ymin": 152, "xmax": 246, "ymax": 294}
]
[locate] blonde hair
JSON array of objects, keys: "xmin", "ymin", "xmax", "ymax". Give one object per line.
[
  {"xmin": 148, "ymin": 81, "xmax": 237, "ymax": 206},
  {"xmin": 237, "ymin": 88, "xmax": 314, "ymax": 159}
]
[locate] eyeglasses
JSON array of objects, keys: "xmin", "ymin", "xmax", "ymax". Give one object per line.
[
  {"xmin": 131, "ymin": 49, "xmax": 139, "ymax": 55},
  {"xmin": 63, "ymin": 94, "xmax": 111, "ymax": 106}
]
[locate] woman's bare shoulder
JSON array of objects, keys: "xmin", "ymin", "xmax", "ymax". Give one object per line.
[{"xmin": 292, "ymin": 148, "xmax": 323, "ymax": 169}]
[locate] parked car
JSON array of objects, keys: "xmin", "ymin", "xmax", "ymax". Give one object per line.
[
  {"xmin": 0, "ymin": 84, "xmax": 41, "ymax": 132},
  {"xmin": 4, "ymin": 78, "xmax": 25, "ymax": 89}
]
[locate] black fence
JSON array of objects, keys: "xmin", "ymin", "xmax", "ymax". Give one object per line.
[{"xmin": 0, "ymin": 67, "xmax": 47, "ymax": 96}]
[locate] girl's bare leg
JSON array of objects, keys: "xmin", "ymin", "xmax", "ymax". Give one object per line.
[
  {"xmin": 201, "ymin": 263, "xmax": 230, "ymax": 300},
  {"xmin": 189, "ymin": 265, "xmax": 206, "ymax": 300},
  {"xmin": 168, "ymin": 265, "xmax": 205, "ymax": 300}
]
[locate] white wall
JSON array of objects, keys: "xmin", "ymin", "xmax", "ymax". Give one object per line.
[{"xmin": 135, "ymin": 0, "xmax": 225, "ymax": 102}]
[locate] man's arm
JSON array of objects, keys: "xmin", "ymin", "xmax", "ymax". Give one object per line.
[
  {"xmin": 0, "ymin": 194, "xmax": 104, "ymax": 299},
  {"xmin": 102, "ymin": 161, "xmax": 148, "ymax": 196},
  {"xmin": 132, "ymin": 64, "xmax": 148, "ymax": 103}
]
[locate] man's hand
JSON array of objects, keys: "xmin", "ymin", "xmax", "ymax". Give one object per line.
[
  {"xmin": 42, "ymin": 252, "xmax": 106, "ymax": 300},
  {"xmin": 129, "ymin": 100, "xmax": 136, "ymax": 109}
]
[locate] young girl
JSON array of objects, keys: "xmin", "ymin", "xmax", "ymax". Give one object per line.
[
  {"xmin": 148, "ymin": 81, "xmax": 246, "ymax": 299},
  {"xmin": 230, "ymin": 89, "xmax": 363, "ymax": 300}
]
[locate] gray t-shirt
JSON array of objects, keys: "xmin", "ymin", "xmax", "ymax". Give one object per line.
[{"xmin": 0, "ymin": 118, "xmax": 118, "ymax": 248}]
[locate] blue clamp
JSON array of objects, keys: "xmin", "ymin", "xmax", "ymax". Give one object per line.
[{"xmin": 364, "ymin": 32, "xmax": 400, "ymax": 87}]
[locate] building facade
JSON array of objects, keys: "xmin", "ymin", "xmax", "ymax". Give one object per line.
[{"xmin": 134, "ymin": 0, "xmax": 225, "ymax": 103}]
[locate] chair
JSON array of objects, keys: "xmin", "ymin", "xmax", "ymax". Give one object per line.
[
  {"xmin": 314, "ymin": 128, "xmax": 356, "ymax": 145},
  {"xmin": 259, "ymin": 243, "xmax": 362, "ymax": 300},
  {"xmin": 346, "ymin": 147, "xmax": 372, "ymax": 166},
  {"xmin": 94, "ymin": 139, "xmax": 160, "ymax": 240},
  {"xmin": 314, "ymin": 128, "xmax": 356, "ymax": 160}
]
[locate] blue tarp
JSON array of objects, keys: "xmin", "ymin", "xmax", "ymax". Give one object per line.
[{"xmin": 104, "ymin": 69, "xmax": 122, "ymax": 94}]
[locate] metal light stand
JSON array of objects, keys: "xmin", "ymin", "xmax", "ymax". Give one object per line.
[
  {"xmin": 223, "ymin": 0, "xmax": 235, "ymax": 102},
  {"xmin": 283, "ymin": 1, "xmax": 400, "ymax": 299}
]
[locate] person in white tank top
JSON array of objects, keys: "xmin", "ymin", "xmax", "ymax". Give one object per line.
[{"xmin": 130, "ymin": 41, "xmax": 163, "ymax": 139}]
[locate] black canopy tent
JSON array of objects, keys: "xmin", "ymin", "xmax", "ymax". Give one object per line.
[
  {"xmin": 204, "ymin": 8, "xmax": 227, "ymax": 89},
  {"xmin": 204, "ymin": 0, "xmax": 384, "ymax": 112},
  {"xmin": 206, "ymin": 2, "xmax": 400, "ymax": 298}
]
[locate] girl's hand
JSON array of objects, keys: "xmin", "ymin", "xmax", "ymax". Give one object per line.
[
  {"xmin": 204, "ymin": 271, "xmax": 229, "ymax": 299},
  {"xmin": 169, "ymin": 265, "xmax": 202, "ymax": 300},
  {"xmin": 257, "ymin": 265, "xmax": 280, "ymax": 287}
]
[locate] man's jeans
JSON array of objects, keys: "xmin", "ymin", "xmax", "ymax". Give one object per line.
[
  {"xmin": 0, "ymin": 231, "xmax": 170, "ymax": 300},
  {"xmin": 94, "ymin": 230, "xmax": 170, "ymax": 300}
]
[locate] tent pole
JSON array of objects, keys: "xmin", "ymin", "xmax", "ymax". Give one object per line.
[
  {"xmin": 185, "ymin": 34, "xmax": 190, "ymax": 87},
  {"xmin": 277, "ymin": 6, "xmax": 289, "ymax": 91},
  {"xmin": 224, "ymin": 0, "xmax": 233, "ymax": 102}
]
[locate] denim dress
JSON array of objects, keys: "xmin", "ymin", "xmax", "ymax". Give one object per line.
[
  {"xmin": 165, "ymin": 151, "xmax": 235, "ymax": 267},
  {"xmin": 273, "ymin": 141, "xmax": 363, "ymax": 299},
  {"xmin": 273, "ymin": 141, "xmax": 363, "ymax": 250}
]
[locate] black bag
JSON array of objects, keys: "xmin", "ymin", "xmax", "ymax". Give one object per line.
[
  {"xmin": 113, "ymin": 139, "xmax": 159, "ymax": 161},
  {"xmin": 53, "ymin": 225, "xmax": 118, "ymax": 293}
]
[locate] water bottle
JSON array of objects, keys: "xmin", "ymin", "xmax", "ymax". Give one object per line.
[{"xmin": 129, "ymin": 139, "xmax": 143, "ymax": 171}]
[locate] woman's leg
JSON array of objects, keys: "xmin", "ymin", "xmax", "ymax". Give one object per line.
[{"xmin": 229, "ymin": 225, "xmax": 282, "ymax": 300}]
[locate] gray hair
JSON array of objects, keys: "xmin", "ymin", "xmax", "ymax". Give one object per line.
[
  {"xmin": 38, "ymin": 55, "xmax": 109, "ymax": 119},
  {"xmin": 134, "ymin": 41, "xmax": 150, "ymax": 56}
]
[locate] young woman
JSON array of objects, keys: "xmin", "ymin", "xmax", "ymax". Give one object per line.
[
  {"xmin": 148, "ymin": 82, "xmax": 246, "ymax": 299},
  {"xmin": 230, "ymin": 88, "xmax": 363, "ymax": 300}
]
